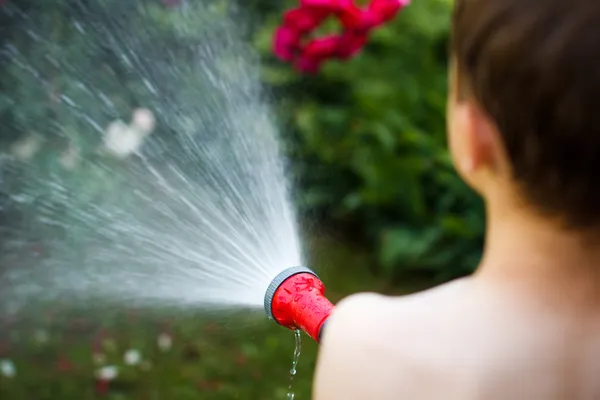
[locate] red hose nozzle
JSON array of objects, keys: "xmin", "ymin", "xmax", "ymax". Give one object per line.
[{"xmin": 264, "ymin": 267, "xmax": 334, "ymax": 342}]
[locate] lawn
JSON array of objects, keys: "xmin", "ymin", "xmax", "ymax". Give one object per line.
[{"xmin": 0, "ymin": 233, "xmax": 434, "ymax": 399}]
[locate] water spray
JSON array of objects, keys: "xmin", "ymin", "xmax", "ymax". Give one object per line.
[{"xmin": 264, "ymin": 267, "xmax": 334, "ymax": 342}]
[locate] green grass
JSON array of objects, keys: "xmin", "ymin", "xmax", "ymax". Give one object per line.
[{"xmin": 0, "ymin": 234, "xmax": 434, "ymax": 399}]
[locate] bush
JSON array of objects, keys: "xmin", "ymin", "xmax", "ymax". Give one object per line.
[
  {"xmin": 253, "ymin": 0, "xmax": 484, "ymax": 281},
  {"xmin": 0, "ymin": 0, "xmax": 484, "ymax": 283}
]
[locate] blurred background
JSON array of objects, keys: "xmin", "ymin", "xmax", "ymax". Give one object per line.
[{"xmin": 0, "ymin": 0, "xmax": 484, "ymax": 398}]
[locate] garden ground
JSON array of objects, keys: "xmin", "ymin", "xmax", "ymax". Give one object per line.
[{"xmin": 0, "ymin": 232, "xmax": 435, "ymax": 399}]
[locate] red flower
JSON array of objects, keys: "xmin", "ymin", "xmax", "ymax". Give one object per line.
[
  {"xmin": 0, "ymin": 340, "xmax": 10, "ymax": 357},
  {"xmin": 273, "ymin": 0, "xmax": 409, "ymax": 73},
  {"xmin": 252, "ymin": 369, "xmax": 262, "ymax": 381},
  {"xmin": 336, "ymin": 32, "xmax": 368, "ymax": 59},
  {"xmin": 96, "ymin": 379, "xmax": 110, "ymax": 395},
  {"xmin": 304, "ymin": 36, "xmax": 340, "ymax": 60},
  {"xmin": 283, "ymin": 7, "xmax": 329, "ymax": 32},
  {"xmin": 91, "ymin": 329, "xmax": 111, "ymax": 354},
  {"xmin": 235, "ymin": 353, "xmax": 248, "ymax": 367},
  {"xmin": 274, "ymin": 26, "xmax": 302, "ymax": 61},
  {"xmin": 56, "ymin": 355, "xmax": 74, "ymax": 372},
  {"xmin": 295, "ymin": 55, "xmax": 322, "ymax": 74},
  {"xmin": 196, "ymin": 379, "xmax": 223, "ymax": 391},
  {"xmin": 300, "ymin": 0, "xmax": 345, "ymax": 12},
  {"xmin": 369, "ymin": 0, "xmax": 409, "ymax": 24},
  {"xmin": 205, "ymin": 322, "xmax": 220, "ymax": 334},
  {"xmin": 338, "ymin": 2, "xmax": 370, "ymax": 30}
]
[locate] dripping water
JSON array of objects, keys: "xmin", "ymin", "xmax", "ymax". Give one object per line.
[{"xmin": 287, "ymin": 328, "xmax": 302, "ymax": 399}]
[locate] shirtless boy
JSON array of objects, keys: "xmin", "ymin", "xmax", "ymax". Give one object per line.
[{"xmin": 313, "ymin": 1, "xmax": 600, "ymax": 399}]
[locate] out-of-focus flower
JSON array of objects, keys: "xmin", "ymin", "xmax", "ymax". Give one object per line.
[
  {"xmin": 283, "ymin": 7, "xmax": 329, "ymax": 31},
  {"xmin": 157, "ymin": 333, "xmax": 172, "ymax": 352},
  {"xmin": 96, "ymin": 380, "xmax": 110, "ymax": 395},
  {"xmin": 205, "ymin": 322, "xmax": 220, "ymax": 334},
  {"xmin": 335, "ymin": 32, "xmax": 368, "ymax": 59},
  {"xmin": 95, "ymin": 366, "xmax": 117, "ymax": 395},
  {"xmin": 369, "ymin": 0, "xmax": 410, "ymax": 24},
  {"xmin": 92, "ymin": 331, "xmax": 104, "ymax": 355},
  {"xmin": 196, "ymin": 379, "xmax": 223, "ymax": 391},
  {"xmin": 10, "ymin": 133, "xmax": 42, "ymax": 161},
  {"xmin": 273, "ymin": 26, "xmax": 301, "ymax": 62},
  {"xmin": 0, "ymin": 359, "xmax": 16, "ymax": 378},
  {"xmin": 252, "ymin": 369, "xmax": 262, "ymax": 381},
  {"xmin": 0, "ymin": 340, "xmax": 10, "ymax": 357},
  {"xmin": 56, "ymin": 355, "xmax": 74, "ymax": 372},
  {"xmin": 123, "ymin": 349, "xmax": 141, "ymax": 366},
  {"xmin": 235, "ymin": 353, "xmax": 247, "ymax": 366},
  {"xmin": 103, "ymin": 120, "xmax": 135, "ymax": 158},
  {"xmin": 102, "ymin": 108, "xmax": 156, "ymax": 159},
  {"xmin": 294, "ymin": 56, "xmax": 322, "ymax": 75},
  {"xmin": 273, "ymin": 0, "xmax": 409, "ymax": 73},
  {"xmin": 131, "ymin": 108, "xmax": 156, "ymax": 134},
  {"xmin": 300, "ymin": 0, "xmax": 345, "ymax": 11},
  {"xmin": 96, "ymin": 365, "xmax": 118, "ymax": 381}
]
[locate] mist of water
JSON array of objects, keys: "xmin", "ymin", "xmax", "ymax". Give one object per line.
[{"xmin": 0, "ymin": 0, "xmax": 303, "ymax": 316}]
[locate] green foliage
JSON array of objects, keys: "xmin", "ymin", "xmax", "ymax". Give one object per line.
[
  {"xmin": 0, "ymin": 0, "xmax": 483, "ymax": 280},
  {"xmin": 253, "ymin": 0, "xmax": 484, "ymax": 281}
]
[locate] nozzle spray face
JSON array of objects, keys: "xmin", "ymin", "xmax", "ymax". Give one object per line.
[{"xmin": 264, "ymin": 266, "xmax": 334, "ymax": 342}]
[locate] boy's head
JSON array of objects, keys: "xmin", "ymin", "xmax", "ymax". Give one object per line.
[{"xmin": 447, "ymin": 0, "xmax": 600, "ymax": 229}]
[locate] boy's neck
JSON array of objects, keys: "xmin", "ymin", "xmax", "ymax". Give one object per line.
[{"xmin": 474, "ymin": 199, "xmax": 600, "ymax": 309}]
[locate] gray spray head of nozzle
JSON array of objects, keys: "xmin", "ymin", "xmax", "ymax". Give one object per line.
[{"xmin": 263, "ymin": 266, "xmax": 318, "ymax": 322}]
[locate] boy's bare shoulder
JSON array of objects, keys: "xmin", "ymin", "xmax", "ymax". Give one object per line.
[
  {"xmin": 313, "ymin": 279, "xmax": 469, "ymax": 399},
  {"xmin": 322, "ymin": 278, "xmax": 469, "ymax": 343}
]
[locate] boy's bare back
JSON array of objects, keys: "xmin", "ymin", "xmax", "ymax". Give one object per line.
[
  {"xmin": 314, "ymin": 278, "xmax": 600, "ymax": 399},
  {"xmin": 313, "ymin": 1, "xmax": 600, "ymax": 398}
]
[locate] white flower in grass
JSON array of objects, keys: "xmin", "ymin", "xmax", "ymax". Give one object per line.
[
  {"xmin": 131, "ymin": 108, "xmax": 156, "ymax": 133},
  {"xmin": 157, "ymin": 333, "xmax": 172, "ymax": 352},
  {"xmin": 0, "ymin": 359, "xmax": 16, "ymax": 378},
  {"xmin": 96, "ymin": 365, "xmax": 118, "ymax": 381},
  {"xmin": 10, "ymin": 133, "xmax": 42, "ymax": 161},
  {"xmin": 123, "ymin": 349, "xmax": 141, "ymax": 366},
  {"xmin": 102, "ymin": 108, "xmax": 156, "ymax": 159}
]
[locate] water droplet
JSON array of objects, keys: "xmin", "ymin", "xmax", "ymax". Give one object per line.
[{"xmin": 287, "ymin": 329, "xmax": 302, "ymax": 400}]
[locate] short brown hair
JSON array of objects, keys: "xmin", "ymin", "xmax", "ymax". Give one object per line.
[{"xmin": 451, "ymin": 0, "xmax": 600, "ymax": 228}]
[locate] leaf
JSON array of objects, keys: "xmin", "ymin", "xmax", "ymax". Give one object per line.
[{"xmin": 379, "ymin": 227, "xmax": 441, "ymax": 274}]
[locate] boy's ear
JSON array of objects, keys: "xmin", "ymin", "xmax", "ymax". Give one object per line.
[
  {"xmin": 465, "ymin": 101, "xmax": 497, "ymax": 172},
  {"xmin": 447, "ymin": 68, "xmax": 501, "ymax": 191}
]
